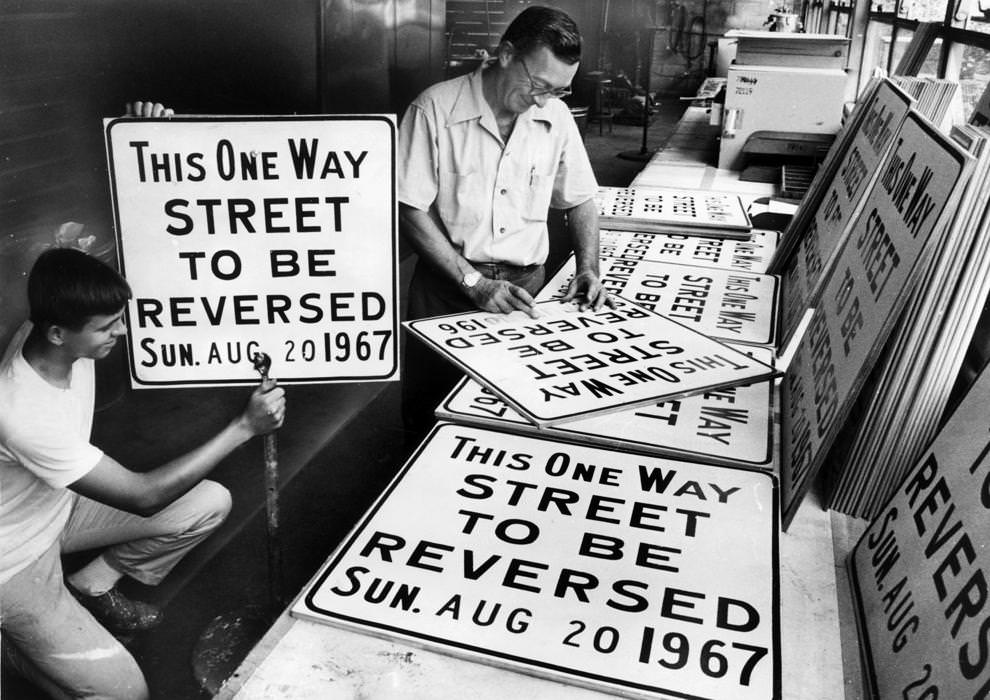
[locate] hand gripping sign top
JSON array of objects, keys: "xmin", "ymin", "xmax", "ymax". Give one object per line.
[{"xmin": 404, "ymin": 297, "xmax": 779, "ymax": 428}]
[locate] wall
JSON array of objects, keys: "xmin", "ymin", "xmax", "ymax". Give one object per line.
[
  {"xmin": 0, "ymin": 0, "xmax": 443, "ymax": 355},
  {"xmin": 0, "ymin": 0, "xmax": 317, "ymax": 355},
  {"xmin": 321, "ymin": 0, "xmax": 446, "ymax": 114},
  {"xmin": 623, "ymin": 0, "xmax": 775, "ymax": 96},
  {"xmin": 443, "ymin": 1, "xmax": 603, "ymax": 84}
]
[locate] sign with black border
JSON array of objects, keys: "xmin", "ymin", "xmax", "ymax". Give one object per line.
[
  {"xmin": 404, "ymin": 297, "xmax": 779, "ymax": 427},
  {"xmin": 436, "ymin": 345, "xmax": 775, "ymax": 470},
  {"xmin": 105, "ymin": 115, "xmax": 398, "ymax": 387},
  {"xmin": 294, "ymin": 423, "xmax": 781, "ymax": 700},
  {"xmin": 849, "ymin": 361, "xmax": 990, "ymax": 699},
  {"xmin": 538, "ymin": 257, "xmax": 779, "ymax": 347},
  {"xmin": 599, "ymin": 228, "xmax": 780, "ymax": 274},
  {"xmin": 776, "ymin": 80, "xmax": 914, "ymax": 348},
  {"xmin": 779, "ymin": 112, "xmax": 972, "ymax": 529}
]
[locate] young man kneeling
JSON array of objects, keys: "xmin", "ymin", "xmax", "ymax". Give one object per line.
[{"xmin": 0, "ymin": 248, "xmax": 285, "ymax": 699}]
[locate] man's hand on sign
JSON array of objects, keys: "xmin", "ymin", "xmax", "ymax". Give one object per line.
[
  {"xmin": 240, "ymin": 380, "xmax": 287, "ymax": 436},
  {"xmin": 467, "ymin": 277, "xmax": 540, "ymax": 319},
  {"xmin": 125, "ymin": 101, "xmax": 174, "ymax": 118},
  {"xmin": 562, "ymin": 269, "xmax": 614, "ymax": 312}
]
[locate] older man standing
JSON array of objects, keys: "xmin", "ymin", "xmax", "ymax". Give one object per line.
[{"xmin": 398, "ymin": 5, "xmax": 610, "ymax": 438}]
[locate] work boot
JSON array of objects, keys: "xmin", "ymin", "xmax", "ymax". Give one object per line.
[{"xmin": 67, "ymin": 582, "xmax": 164, "ymax": 632}]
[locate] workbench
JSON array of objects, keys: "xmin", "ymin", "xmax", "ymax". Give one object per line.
[{"xmin": 218, "ymin": 486, "xmax": 866, "ymax": 699}]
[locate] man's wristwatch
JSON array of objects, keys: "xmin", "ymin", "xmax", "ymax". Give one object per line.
[{"xmin": 461, "ymin": 270, "xmax": 483, "ymax": 288}]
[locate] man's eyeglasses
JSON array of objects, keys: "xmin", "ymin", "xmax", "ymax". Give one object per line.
[{"xmin": 518, "ymin": 58, "xmax": 572, "ymax": 99}]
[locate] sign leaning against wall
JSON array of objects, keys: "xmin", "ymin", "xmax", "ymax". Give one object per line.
[{"xmin": 105, "ymin": 116, "xmax": 398, "ymax": 388}]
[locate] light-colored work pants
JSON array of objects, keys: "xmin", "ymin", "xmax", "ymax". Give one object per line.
[{"xmin": 1, "ymin": 480, "xmax": 231, "ymax": 700}]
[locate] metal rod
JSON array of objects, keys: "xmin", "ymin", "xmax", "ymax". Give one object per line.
[{"xmin": 252, "ymin": 351, "xmax": 283, "ymax": 614}]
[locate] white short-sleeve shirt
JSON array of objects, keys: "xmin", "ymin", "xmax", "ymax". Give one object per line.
[
  {"xmin": 0, "ymin": 322, "xmax": 103, "ymax": 583},
  {"xmin": 397, "ymin": 63, "xmax": 598, "ymax": 266}
]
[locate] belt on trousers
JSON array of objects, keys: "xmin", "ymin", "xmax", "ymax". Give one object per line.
[{"xmin": 469, "ymin": 262, "xmax": 541, "ymax": 275}]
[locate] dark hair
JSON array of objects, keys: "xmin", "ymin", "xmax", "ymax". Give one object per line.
[
  {"xmin": 28, "ymin": 248, "xmax": 131, "ymax": 331},
  {"xmin": 502, "ymin": 6, "xmax": 582, "ymax": 65}
]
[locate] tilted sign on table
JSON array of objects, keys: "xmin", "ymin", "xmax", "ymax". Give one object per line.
[
  {"xmin": 539, "ymin": 257, "xmax": 779, "ymax": 347},
  {"xmin": 404, "ymin": 298, "xmax": 779, "ymax": 427},
  {"xmin": 436, "ymin": 345, "xmax": 775, "ymax": 470},
  {"xmin": 599, "ymin": 228, "xmax": 780, "ymax": 274}
]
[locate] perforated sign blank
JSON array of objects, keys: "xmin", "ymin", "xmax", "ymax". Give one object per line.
[{"xmin": 597, "ymin": 187, "xmax": 752, "ymax": 237}]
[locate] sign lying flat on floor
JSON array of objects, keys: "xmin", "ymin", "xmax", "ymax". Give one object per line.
[
  {"xmin": 779, "ymin": 112, "xmax": 972, "ymax": 529},
  {"xmin": 105, "ymin": 116, "xmax": 398, "ymax": 387},
  {"xmin": 436, "ymin": 344, "xmax": 775, "ymax": 469},
  {"xmin": 600, "ymin": 228, "xmax": 780, "ymax": 274},
  {"xmin": 539, "ymin": 257, "xmax": 778, "ymax": 347},
  {"xmin": 850, "ymin": 362, "xmax": 990, "ymax": 699},
  {"xmin": 295, "ymin": 423, "xmax": 780, "ymax": 700},
  {"xmin": 596, "ymin": 186, "xmax": 751, "ymax": 238},
  {"xmin": 404, "ymin": 298, "xmax": 779, "ymax": 427}
]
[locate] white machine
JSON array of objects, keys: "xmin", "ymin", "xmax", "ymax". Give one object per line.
[{"xmin": 718, "ymin": 64, "xmax": 847, "ymax": 171}]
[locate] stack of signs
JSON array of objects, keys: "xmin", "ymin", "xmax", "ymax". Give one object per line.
[
  {"xmin": 435, "ymin": 344, "xmax": 775, "ymax": 470},
  {"xmin": 293, "ymin": 423, "xmax": 780, "ymax": 700},
  {"xmin": 596, "ymin": 186, "xmax": 752, "ymax": 239},
  {"xmin": 849, "ymin": 361, "xmax": 990, "ymax": 699},
  {"xmin": 828, "ymin": 123, "xmax": 990, "ymax": 519},
  {"xmin": 772, "ymin": 79, "xmax": 914, "ymax": 350},
  {"xmin": 779, "ymin": 111, "xmax": 972, "ymax": 529},
  {"xmin": 538, "ymin": 256, "xmax": 778, "ymax": 348},
  {"xmin": 104, "ymin": 116, "xmax": 399, "ymax": 387},
  {"xmin": 599, "ymin": 228, "xmax": 780, "ymax": 275},
  {"xmin": 891, "ymin": 76, "xmax": 961, "ymax": 132},
  {"xmin": 403, "ymin": 298, "xmax": 778, "ymax": 428}
]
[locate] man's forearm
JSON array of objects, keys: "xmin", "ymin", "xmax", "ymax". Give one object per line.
[
  {"xmin": 399, "ymin": 203, "xmax": 474, "ymax": 284},
  {"xmin": 138, "ymin": 418, "xmax": 255, "ymax": 512},
  {"xmin": 567, "ymin": 198, "xmax": 601, "ymax": 275}
]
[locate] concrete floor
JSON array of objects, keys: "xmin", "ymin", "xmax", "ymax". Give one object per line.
[{"xmin": 3, "ymin": 100, "xmax": 689, "ymax": 700}]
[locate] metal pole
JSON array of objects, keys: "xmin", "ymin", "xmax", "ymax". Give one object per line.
[{"xmin": 252, "ymin": 351, "xmax": 283, "ymax": 613}]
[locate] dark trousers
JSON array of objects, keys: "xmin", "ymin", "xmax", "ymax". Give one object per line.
[{"xmin": 401, "ymin": 259, "xmax": 545, "ymax": 443}]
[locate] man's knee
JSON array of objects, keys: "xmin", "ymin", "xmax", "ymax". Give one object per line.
[
  {"xmin": 164, "ymin": 479, "xmax": 232, "ymax": 538},
  {"xmin": 193, "ymin": 479, "xmax": 232, "ymax": 529}
]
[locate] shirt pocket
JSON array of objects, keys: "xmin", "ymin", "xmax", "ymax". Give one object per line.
[
  {"xmin": 523, "ymin": 170, "xmax": 555, "ymax": 221},
  {"xmin": 437, "ymin": 170, "xmax": 484, "ymax": 227}
]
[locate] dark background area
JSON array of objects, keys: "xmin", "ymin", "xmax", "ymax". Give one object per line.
[{"xmin": 1, "ymin": 1, "xmax": 690, "ymax": 695}]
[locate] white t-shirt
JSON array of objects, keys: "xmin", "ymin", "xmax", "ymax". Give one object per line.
[{"xmin": 0, "ymin": 322, "xmax": 103, "ymax": 583}]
